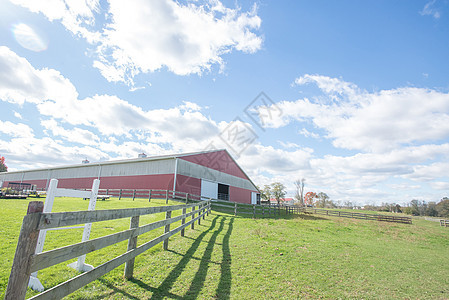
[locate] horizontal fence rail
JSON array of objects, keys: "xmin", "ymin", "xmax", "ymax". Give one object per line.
[
  {"xmin": 5, "ymin": 198, "xmax": 211, "ymax": 300},
  {"xmin": 285, "ymin": 207, "xmax": 412, "ymax": 224},
  {"xmin": 211, "ymin": 199, "xmax": 280, "ymax": 218},
  {"xmin": 93, "ymin": 188, "xmax": 202, "ymax": 203}
]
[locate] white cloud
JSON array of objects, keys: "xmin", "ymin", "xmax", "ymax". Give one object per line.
[
  {"xmin": 0, "ymin": 120, "xmax": 34, "ymax": 138},
  {"xmin": 10, "ymin": 0, "xmax": 262, "ymax": 84},
  {"xmin": 238, "ymin": 144, "xmax": 313, "ymax": 175},
  {"xmin": 299, "ymin": 128, "xmax": 320, "ymax": 139},
  {"xmin": 0, "ymin": 135, "xmax": 110, "ymax": 170},
  {"xmin": 430, "ymin": 181, "xmax": 449, "ymax": 190},
  {"xmin": 10, "ymin": 0, "xmax": 101, "ymax": 43},
  {"xmin": 95, "ymin": 0, "xmax": 262, "ymax": 83},
  {"xmin": 265, "ymin": 75, "xmax": 449, "ymax": 153},
  {"xmin": 0, "ymin": 47, "xmax": 226, "ymax": 167},
  {"xmin": 420, "ymin": 0, "xmax": 441, "ymax": 19},
  {"xmin": 13, "ymin": 111, "xmax": 23, "ymax": 119},
  {"xmin": 41, "ymin": 119, "xmax": 100, "ymax": 145},
  {"xmin": 0, "ymin": 46, "xmax": 78, "ymax": 105}
]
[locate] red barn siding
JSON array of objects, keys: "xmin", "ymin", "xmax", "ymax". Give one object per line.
[
  {"xmin": 2, "ymin": 179, "xmax": 48, "ymax": 189},
  {"xmin": 180, "ymin": 150, "xmax": 247, "ymax": 180},
  {"xmin": 98, "ymin": 174, "xmax": 174, "ymax": 190},
  {"xmin": 229, "ymin": 185, "xmax": 252, "ymax": 204},
  {"xmin": 4, "ymin": 174, "xmax": 175, "ymax": 190},
  {"xmin": 175, "ymin": 174, "xmax": 201, "ymax": 196}
]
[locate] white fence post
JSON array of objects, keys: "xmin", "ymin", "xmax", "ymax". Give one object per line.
[
  {"xmin": 28, "ymin": 179, "xmax": 58, "ymax": 292},
  {"xmin": 68, "ymin": 179, "xmax": 100, "ymax": 272},
  {"xmin": 29, "ymin": 178, "xmax": 100, "ymax": 292}
]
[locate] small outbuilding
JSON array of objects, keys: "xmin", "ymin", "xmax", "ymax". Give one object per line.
[{"xmin": 0, "ymin": 149, "xmax": 260, "ymax": 204}]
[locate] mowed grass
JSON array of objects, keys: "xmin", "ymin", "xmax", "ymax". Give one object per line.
[{"xmin": 1, "ymin": 198, "xmax": 448, "ymax": 299}]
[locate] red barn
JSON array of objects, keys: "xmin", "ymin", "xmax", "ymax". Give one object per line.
[{"xmin": 0, "ymin": 149, "xmax": 260, "ymax": 204}]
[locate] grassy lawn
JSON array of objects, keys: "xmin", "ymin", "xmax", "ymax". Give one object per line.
[{"xmin": 1, "ymin": 198, "xmax": 448, "ymax": 299}]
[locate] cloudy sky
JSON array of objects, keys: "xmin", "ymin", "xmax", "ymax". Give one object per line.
[{"xmin": 1, "ymin": 0, "xmax": 448, "ymax": 205}]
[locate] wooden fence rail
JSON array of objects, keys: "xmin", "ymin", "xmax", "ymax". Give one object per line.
[
  {"xmin": 211, "ymin": 199, "xmax": 280, "ymax": 218},
  {"xmin": 285, "ymin": 206, "xmax": 412, "ymax": 224},
  {"xmin": 5, "ymin": 199, "xmax": 211, "ymax": 300},
  {"xmin": 440, "ymin": 219, "xmax": 449, "ymax": 227},
  {"xmin": 94, "ymin": 188, "xmax": 202, "ymax": 203}
]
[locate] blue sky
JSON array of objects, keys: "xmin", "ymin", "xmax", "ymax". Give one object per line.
[{"xmin": 1, "ymin": 0, "xmax": 448, "ymax": 205}]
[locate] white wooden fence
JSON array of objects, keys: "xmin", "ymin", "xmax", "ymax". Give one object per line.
[{"xmin": 4, "ymin": 198, "xmax": 211, "ymax": 299}]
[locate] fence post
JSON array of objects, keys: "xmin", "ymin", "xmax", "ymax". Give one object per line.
[
  {"xmin": 132, "ymin": 190, "xmax": 136, "ymax": 201},
  {"xmin": 262, "ymin": 205, "xmax": 265, "ymax": 217},
  {"xmin": 204, "ymin": 200, "xmax": 208, "ymax": 219},
  {"xmin": 119, "ymin": 189, "xmax": 122, "ymax": 200},
  {"xmin": 198, "ymin": 203, "xmax": 202, "ymax": 226},
  {"xmin": 207, "ymin": 201, "xmax": 210, "ymax": 216},
  {"xmin": 234, "ymin": 202, "xmax": 237, "ymax": 216},
  {"xmin": 148, "ymin": 190, "xmax": 152, "ymax": 202},
  {"xmin": 106, "ymin": 189, "xmax": 109, "ymax": 195},
  {"xmin": 124, "ymin": 215, "xmax": 140, "ymax": 279},
  {"xmin": 191, "ymin": 206, "xmax": 195, "ymax": 230},
  {"xmin": 166, "ymin": 190, "xmax": 169, "ymax": 204},
  {"xmin": 5, "ymin": 201, "xmax": 44, "ymax": 300},
  {"xmin": 253, "ymin": 204, "xmax": 256, "ymax": 219},
  {"xmin": 185, "ymin": 193, "xmax": 189, "ymax": 203},
  {"xmin": 181, "ymin": 207, "xmax": 187, "ymax": 237},
  {"xmin": 163, "ymin": 211, "xmax": 172, "ymax": 250}
]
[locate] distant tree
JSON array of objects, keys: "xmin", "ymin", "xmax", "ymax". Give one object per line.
[
  {"xmin": 294, "ymin": 178, "xmax": 305, "ymax": 206},
  {"xmin": 315, "ymin": 192, "xmax": 330, "ymax": 208},
  {"xmin": 436, "ymin": 198, "xmax": 449, "ymax": 218},
  {"xmin": 343, "ymin": 201, "xmax": 354, "ymax": 209},
  {"xmin": 0, "ymin": 156, "xmax": 7, "ymax": 172},
  {"xmin": 426, "ymin": 202, "xmax": 438, "ymax": 217},
  {"xmin": 259, "ymin": 185, "xmax": 272, "ymax": 202},
  {"xmin": 271, "ymin": 182, "xmax": 286, "ymax": 206},
  {"xmin": 304, "ymin": 192, "xmax": 316, "ymax": 206}
]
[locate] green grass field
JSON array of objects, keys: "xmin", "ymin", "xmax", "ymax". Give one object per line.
[{"xmin": 1, "ymin": 197, "xmax": 448, "ymax": 299}]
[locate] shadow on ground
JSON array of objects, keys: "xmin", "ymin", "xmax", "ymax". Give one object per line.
[{"xmin": 95, "ymin": 214, "xmax": 234, "ymax": 299}]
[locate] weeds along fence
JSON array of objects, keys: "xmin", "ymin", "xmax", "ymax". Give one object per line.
[
  {"xmin": 211, "ymin": 199, "xmax": 280, "ymax": 218},
  {"xmin": 441, "ymin": 219, "xmax": 449, "ymax": 227},
  {"xmin": 286, "ymin": 207, "xmax": 412, "ymax": 224},
  {"xmin": 5, "ymin": 199, "xmax": 211, "ymax": 300}
]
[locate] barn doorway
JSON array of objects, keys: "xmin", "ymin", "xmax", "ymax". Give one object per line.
[{"xmin": 218, "ymin": 183, "xmax": 229, "ymax": 201}]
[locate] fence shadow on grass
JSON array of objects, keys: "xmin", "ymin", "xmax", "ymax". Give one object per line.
[{"xmin": 87, "ymin": 215, "xmax": 234, "ymax": 299}]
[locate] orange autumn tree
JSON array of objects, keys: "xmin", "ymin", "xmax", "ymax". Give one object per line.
[
  {"xmin": 304, "ymin": 192, "xmax": 316, "ymax": 206},
  {"xmin": 0, "ymin": 156, "xmax": 7, "ymax": 172}
]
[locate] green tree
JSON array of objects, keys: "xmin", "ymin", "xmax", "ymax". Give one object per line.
[
  {"xmin": 436, "ymin": 198, "xmax": 449, "ymax": 218},
  {"xmin": 316, "ymin": 192, "xmax": 330, "ymax": 208},
  {"xmin": 271, "ymin": 182, "xmax": 286, "ymax": 206},
  {"xmin": 0, "ymin": 156, "xmax": 7, "ymax": 172},
  {"xmin": 258, "ymin": 185, "xmax": 272, "ymax": 202}
]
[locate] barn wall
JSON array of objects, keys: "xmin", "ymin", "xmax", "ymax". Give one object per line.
[
  {"xmin": 98, "ymin": 174, "xmax": 174, "ymax": 190},
  {"xmin": 1, "ymin": 179, "xmax": 47, "ymax": 189},
  {"xmin": 229, "ymin": 185, "xmax": 252, "ymax": 204},
  {"xmin": 177, "ymin": 159, "xmax": 257, "ymax": 191},
  {"xmin": 100, "ymin": 159, "xmax": 175, "ymax": 177},
  {"xmin": 180, "ymin": 150, "xmax": 247, "ymax": 179},
  {"xmin": 175, "ymin": 174, "xmax": 201, "ymax": 196}
]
